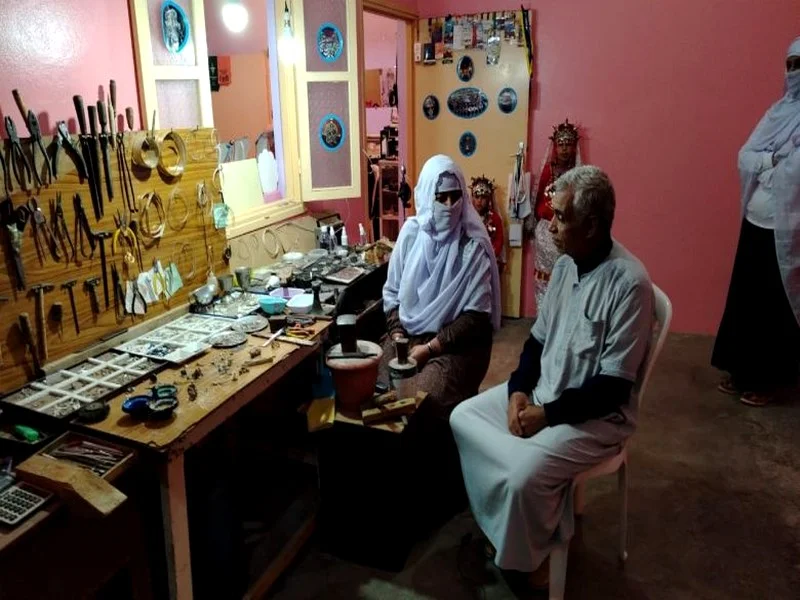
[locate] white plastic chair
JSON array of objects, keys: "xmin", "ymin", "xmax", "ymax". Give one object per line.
[{"xmin": 548, "ymin": 284, "xmax": 673, "ymax": 600}]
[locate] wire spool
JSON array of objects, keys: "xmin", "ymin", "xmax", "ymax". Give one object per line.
[
  {"xmin": 157, "ymin": 130, "xmax": 187, "ymax": 178},
  {"xmin": 131, "ymin": 131, "xmax": 160, "ymax": 169}
]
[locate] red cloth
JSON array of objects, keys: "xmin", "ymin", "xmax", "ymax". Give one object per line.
[
  {"xmin": 487, "ymin": 211, "xmax": 504, "ymax": 262},
  {"xmin": 534, "ymin": 162, "xmax": 554, "ymax": 221}
]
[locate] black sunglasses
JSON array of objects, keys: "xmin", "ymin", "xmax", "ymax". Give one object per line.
[{"xmin": 435, "ymin": 190, "xmax": 463, "ymax": 204}]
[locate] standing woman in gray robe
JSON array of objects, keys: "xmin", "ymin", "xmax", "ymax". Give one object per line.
[
  {"xmin": 712, "ymin": 36, "xmax": 800, "ymax": 406},
  {"xmin": 380, "ymin": 154, "xmax": 502, "ymax": 531}
]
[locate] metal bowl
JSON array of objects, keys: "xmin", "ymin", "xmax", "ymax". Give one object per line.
[{"xmin": 189, "ymin": 283, "xmax": 218, "ymax": 306}]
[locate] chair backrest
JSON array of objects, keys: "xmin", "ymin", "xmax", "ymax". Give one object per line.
[{"xmin": 635, "ymin": 284, "xmax": 673, "ymax": 410}]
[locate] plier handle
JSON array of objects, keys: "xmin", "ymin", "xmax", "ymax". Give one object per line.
[
  {"xmin": 4, "ymin": 116, "xmax": 32, "ymax": 190},
  {"xmin": 25, "ymin": 109, "xmax": 52, "ymax": 187},
  {"xmin": 73, "ymin": 193, "xmax": 96, "ymax": 258},
  {"xmin": 51, "ymin": 193, "xmax": 76, "ymax": 261},
  {"xmin": 54, "ymin": 121, "xmax": 87, "ymax": 181}
]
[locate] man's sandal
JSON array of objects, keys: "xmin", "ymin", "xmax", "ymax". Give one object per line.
[
  {"xmin": 717, "ymin": 377, "xmax": 741, "ymax": 396},
  {"xmin": 740, "ymin": 392, "xmax": 772, "ymax": 407}
]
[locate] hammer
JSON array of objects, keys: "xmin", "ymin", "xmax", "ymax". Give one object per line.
[
  {"xmin": 95, "ymin": 231, "xmax": 112, "ymax": 310},
  {"xmin": 85, "ymin": 277, "xmax": 101, "ymax": 316},
  {"xmin": 62, "ymin": 279, "xmax": 80, "ymax": 334},
  {"xmin": 29, "ymin": 283, "xmax": 54, "ymax": 362}
]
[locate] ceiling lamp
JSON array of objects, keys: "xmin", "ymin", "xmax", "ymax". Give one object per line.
[{"xmin": 222, "ymin": 0, "xmax": 249, "ymax": 34}]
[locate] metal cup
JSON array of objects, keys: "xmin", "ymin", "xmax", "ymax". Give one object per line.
[{"xmin": 235, "ymin": 266, "xmax": 251, "ymax": 291}]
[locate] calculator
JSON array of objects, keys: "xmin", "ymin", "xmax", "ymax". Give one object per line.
[{"xmin": 0, "ymin": 481, "xmax": 52, "ymax": 526}]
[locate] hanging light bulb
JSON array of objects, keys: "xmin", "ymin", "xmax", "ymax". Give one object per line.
[
  {"xmin": 277, "ymin": 0, "xmax": 298, "ymax": 64},
  {"xmin": 222, "ymin": 0, "xmax": 249, "ymax": 34}
]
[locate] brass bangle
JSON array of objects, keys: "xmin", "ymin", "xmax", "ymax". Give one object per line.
[
  {"xmin": 131, "ymin": 132, "xmax": 160, "ymax": 169},
  {"xmin": 140, "ymin": 191, "xmax": 166, "ymax": 239},
  {"xmin": 157, "ymin": 130, "xmax": 187, "ymax": 178},
  {"xmin": 174, "ymin": 242, "xmax": 196, "ymax": 283},
  {"xmin": 167, "ymin": 187, "xmax": 189, "ymax": 231}
]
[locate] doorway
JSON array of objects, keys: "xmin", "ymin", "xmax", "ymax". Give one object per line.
[{"xmin": 361, "ymin": 9, "xmax": 412, "ymax": 242}]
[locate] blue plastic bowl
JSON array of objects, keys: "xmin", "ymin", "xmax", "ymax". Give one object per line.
[{"xmin": 259, "ymin": 296, "xmax": 288, "ymax": 315}]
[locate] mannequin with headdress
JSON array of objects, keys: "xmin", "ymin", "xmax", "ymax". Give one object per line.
[
  {"xmin": 470, "ymin": 175, "xmax": 505, "ymax": 269},
  {"xmin": 529, "ymin": 119, "xmax": 582, "ymax": 311}
]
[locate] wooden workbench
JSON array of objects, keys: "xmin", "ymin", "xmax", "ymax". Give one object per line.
[{"xmin": 80, "ymin": 318, "xmax": 331, "ymax": 600}]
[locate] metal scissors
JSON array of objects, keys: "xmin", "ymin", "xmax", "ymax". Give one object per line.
[{"xmin": 4, "ymin": 116, "xmax": 32, "ymax": 190}]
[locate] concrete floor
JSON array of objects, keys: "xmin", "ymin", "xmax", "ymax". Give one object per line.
[{"xmin": 270, "ymin": 319, "xmax": 800, "ymax": 599}]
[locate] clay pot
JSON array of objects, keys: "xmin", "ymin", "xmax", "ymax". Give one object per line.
[{"xmin": 325, "ymin": 340, "xmax": 383, "ymax": 418}]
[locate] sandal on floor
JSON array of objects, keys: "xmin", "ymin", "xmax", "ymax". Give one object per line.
[
  {"xmin": 717, "ymin": 377, "xmax": 741, "ymax": 396},
  {"xmin": 740, "ymin": 392, "xmax": 772, "ymax": 407}
]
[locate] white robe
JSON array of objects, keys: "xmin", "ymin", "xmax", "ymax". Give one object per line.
[{"xmin": 450, "ymin": 241, "xmax": 654, "ymax": 571}]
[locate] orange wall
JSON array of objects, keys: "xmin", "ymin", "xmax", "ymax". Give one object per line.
[{"xmin": 210, "ymin": 53, "xmax": 272, "ymax": 153}]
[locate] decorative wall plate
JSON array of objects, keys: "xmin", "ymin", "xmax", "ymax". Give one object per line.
[
  {"xmin": 319, "ymin": 114, "xmax": 346, "ymax": 151},
  {"xmin": 459, "ymin": 131, "xmax": 477, "ymax": 157},
  {"xmin": 457, "ymin": 56, "xmax": 475, "ymax": 82},
  {"xmin": 161, "ymin": 0, "xmax": 190, "ymax": 54},
  {"xmin": 447, "ymin": 87, "xmax": 489, "ymax": 119},
  {"xmin": 422, "ymin": 95, "xmax": 440, "ymax": 120},
  {"xmin": 498, "ymin": 87, "xmax": 518, "ymax": 114},
  {"xmin": 317, "ymin": 23, "xmax": 344, "ymax": 62}
]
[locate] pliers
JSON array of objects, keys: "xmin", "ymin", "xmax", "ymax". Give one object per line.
[
  {"xmin": 4, "ymin": 116, "xmax": 32, "ymax": 190},
  {"xmin": 51, "ymin": 193, "xmax": 75, "ymax": 261},
  {"xmin": 0, "ymin": 148, "xmax": 10, "ymax": 198},
  {"xmin": 25, "ymin": 109, "xmax": 52, "ymax": 187},
  {"xmin": 73, "ymin": 193, "xmax": 96, "ymax": 259},
  {"xmin": 27, "ymin": 197, "xmax": 60, "ymax": 262},
  {"xmin": 53, "ymin": 121, "xmax": 87, "ymax": 181}
]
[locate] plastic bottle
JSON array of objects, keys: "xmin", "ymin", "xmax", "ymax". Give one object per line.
[
  {"xmin": 358, "ymin": 223, "xmax": 367, "ymax": 246},
  {"xmin": 340, "ymin": 227, "xmax": 349, "ymax": 248}
]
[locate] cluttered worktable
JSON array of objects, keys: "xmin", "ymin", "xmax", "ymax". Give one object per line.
[{"xmin": 83, "ymin": 316, "xmax": 331, "ymax": 600}]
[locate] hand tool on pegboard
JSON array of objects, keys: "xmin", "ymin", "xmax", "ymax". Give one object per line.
[
  {"xmin": 29, "ymin": 283, "xmax": 54, "ymax": 362},
  {"xmin": 52, "ymin": 121, "xmax": 88, "ymax": 182},
  {"xmin": 13, "ymin": 90, "xmax": 53, "ymax": 188},
  {"xmin": 61, "ymin": 280, "xmax": 80, "ymax": 334},
  {"xmin": 73, "ymin": 96, "xmax": 103, "ymax": 220},
  {"xmin": 85, "ymin": 277, "xmax": 101, "ymax": 316},
  {"xmin": 18, "ymin": 313, "xmax": 44, "ymax": 378},
  {"xmin": 96, "ymin": 100, "xmax": 114, "ymax": 202}
]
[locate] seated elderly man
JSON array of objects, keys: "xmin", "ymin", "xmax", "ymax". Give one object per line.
[{"xmin": 450, "ymin": 165, "xmax": 655, "ymax": 590}]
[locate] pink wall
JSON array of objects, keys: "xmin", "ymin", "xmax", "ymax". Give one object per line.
[
  {"xmin": 0, "ymin": 0, "xmax": 139, "ymax": 134},
  {"xmin": 418, "ymin": 0, "xmax": 800, "ymax": 333}
]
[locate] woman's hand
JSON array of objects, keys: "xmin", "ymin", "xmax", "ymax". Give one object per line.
[
  {"xmin": 409, "ymin": 343, "xmax": 432, "ymax": 368},
  {"xmin": 508, "ymin": 392, "xmax": 529, "ymax": 436}
]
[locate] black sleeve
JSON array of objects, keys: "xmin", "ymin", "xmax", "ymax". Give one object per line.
[
  {"xmin": 543, "ymin": 375, "xmax": 633, "ymax": 426},
  {"xmin": 507, "ymin": 335, "xmax": 544, "ymax": 398}
]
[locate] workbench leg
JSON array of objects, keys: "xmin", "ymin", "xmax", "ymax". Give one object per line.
[{"xmin": 160, "ymin": 454, "xmax": 193, "ymax": 600}]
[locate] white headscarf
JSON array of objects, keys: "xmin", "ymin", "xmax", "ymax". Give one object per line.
[
  {"xmin": 383, "ymin": 155, "xmax": 502, "ymax": 335},
  {"xmin": 740, "ymin": 37, "xmax": 800, "ymax": 326}
]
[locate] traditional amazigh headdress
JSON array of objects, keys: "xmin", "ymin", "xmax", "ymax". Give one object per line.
[
  {"xmin": 469, "ymin": 174, "xmax": 496, "ymax": 199},
  {"xmin": 549, "ymin": 118, "xmax": 581, "ymax": 145}
]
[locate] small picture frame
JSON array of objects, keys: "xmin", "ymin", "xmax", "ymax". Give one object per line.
[{"xmin": 457, "ymin": 55, "xmax": 475, "ymax": 82}]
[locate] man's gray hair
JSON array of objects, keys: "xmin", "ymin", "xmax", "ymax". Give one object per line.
[{"xmin": 552, "ymin": 165, "xmax": 615, "ymax": 234}]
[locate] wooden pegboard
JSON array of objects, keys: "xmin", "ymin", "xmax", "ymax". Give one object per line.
[{"xmin": 0, "ymin": 128, "xmax": 228, "ymax": 394}]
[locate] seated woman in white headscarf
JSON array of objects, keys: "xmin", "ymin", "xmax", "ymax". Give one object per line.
[
  {"xmin": 381, "ymin": 154, "xmax": 502, "ymax": 419},
  {"xmin": 379, "ymin": 154, "xmax": 502, "ymax": 531}
]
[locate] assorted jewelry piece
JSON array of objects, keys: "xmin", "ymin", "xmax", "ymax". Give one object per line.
[{"xmin": 0, "ymin": 351, "xmax": 164, "ymax": 419}]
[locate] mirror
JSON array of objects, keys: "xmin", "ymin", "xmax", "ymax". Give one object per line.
[{"xmin": 205, "ymin": 0, "xmax": 283, "ymax": 203}]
